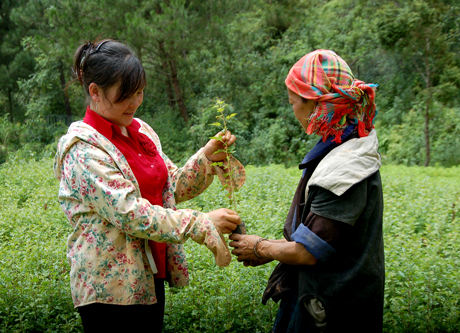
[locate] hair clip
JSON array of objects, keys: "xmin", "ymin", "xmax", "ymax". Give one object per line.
[
  {"xmin": 79, "ymin": 55, "xmax": 86, "ymax": 67},
  {"xmin": 94, "ymin": 40, "xmax": 109, "ymax": 53},
  {"xmin": 80, "ymin": 40, "xmax": 109, "ymax": 69}
]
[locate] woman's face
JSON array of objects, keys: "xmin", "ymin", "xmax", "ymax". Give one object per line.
[
  {"xmin": 288, "ymin": 89, "xmax": 316, "ymax": 132},
  {"xmin": 90, "ymin": 82, "xmax": 144, "ymax": 128}
]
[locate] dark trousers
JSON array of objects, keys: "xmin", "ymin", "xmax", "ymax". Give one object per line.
[{"xmin": 78, "ymin": 278, "xmax": 165, "ymax": 333}]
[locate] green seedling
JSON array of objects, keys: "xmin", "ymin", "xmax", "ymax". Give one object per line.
[{"xmin": 209, "ymin": 100, "xmax": 246, "ymax": 234}]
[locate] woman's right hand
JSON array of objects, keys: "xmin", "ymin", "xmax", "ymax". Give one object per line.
[{"xmin": 207, "ymin": 208, "xmax": 241, "ymax": 234}]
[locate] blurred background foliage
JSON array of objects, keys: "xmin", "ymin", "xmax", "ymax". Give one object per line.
[{"xmin": 0, "ymin": 0, "xmax": 459, "ymax": 166}]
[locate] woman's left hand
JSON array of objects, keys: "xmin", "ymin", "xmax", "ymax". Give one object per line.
[
  {"xmin": 229, "ymin": 233, "xmax": 262, "ymax": 261},
  {"xmin": 203, "ymin": 130, "xmax": 236, "ymax": 162}
]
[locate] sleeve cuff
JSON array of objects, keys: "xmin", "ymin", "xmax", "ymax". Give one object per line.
[
  {"xmin": 197, "ymin": 148, "xmax": 218, "ymax": 176},
  {"xmin": 212, "ymin": 156, "xmax": 246, "ymax": 190},
  {"xmin": 291, "ymin": 224, "xmax": 336, "ymax": 262}
]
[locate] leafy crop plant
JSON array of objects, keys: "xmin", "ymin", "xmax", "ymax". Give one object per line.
[{"xmin": 209, "ymin": 100, "xmax": 246, "ymax": 234}]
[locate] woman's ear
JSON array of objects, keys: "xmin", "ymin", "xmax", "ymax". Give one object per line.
[{"xmin": 88, "ymin": 83, "xmax": 100, "ymax": 103}]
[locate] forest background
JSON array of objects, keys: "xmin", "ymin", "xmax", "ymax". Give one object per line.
[{"xmin": 1, "ymin": 0, "xmax": 460, "ymax": 167}]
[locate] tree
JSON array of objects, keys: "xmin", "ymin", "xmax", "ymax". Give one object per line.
[
  {"xmin": 0, "ymin": 0, "xmax": 36, "ymax": 122},
  {"xmin": 376, "ymin": 0, "xmax": 460, "ymax": 166}
]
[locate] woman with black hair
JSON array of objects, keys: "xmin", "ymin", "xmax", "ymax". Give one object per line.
[{"xmin": 53, "ymin": 39, "xmax": 245, "ymax": 332}]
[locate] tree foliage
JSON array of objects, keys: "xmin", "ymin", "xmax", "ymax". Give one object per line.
[
  {"xmin": 376, "ymin": 0, "xmax": 460, "ymax": 166},
  {"xmin": 0, "ymin": 0, "xmax": 459, "ymax": 166}
]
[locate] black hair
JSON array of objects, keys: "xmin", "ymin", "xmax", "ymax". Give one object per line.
[{"xmin": 72, "ymin": 39, "xmax": 146, "ymax": 103}]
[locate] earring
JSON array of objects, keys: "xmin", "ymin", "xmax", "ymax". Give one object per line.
[{"xmin": 96, "ymin": 102, "xmax": 98, "ymax": 112}]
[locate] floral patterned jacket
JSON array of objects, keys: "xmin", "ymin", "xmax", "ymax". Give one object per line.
[{"xmin": 53, "ymin": 119, "xmax": 245, "ymax": 307}]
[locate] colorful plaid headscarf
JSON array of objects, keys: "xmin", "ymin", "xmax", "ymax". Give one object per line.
[{"xmin": 285, "ymin": 49, "xmax": 378, "ymax": 143}]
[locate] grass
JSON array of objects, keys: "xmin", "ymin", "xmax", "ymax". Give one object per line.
[{"xmin": 0, "ymin": 159, "xmax": 459, "ymax": 332}]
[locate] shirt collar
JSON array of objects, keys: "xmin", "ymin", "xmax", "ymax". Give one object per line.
[
  {"xmin": 83, "ymin": 106, "xmax": 115, "ymax": 139},
  {"xmin": 127, "ymin": 117, "xmax": 141, "ymax": 140},
  {"xmin": 83, "ymin": 106, "xmax": 140, "ymax": 140}
]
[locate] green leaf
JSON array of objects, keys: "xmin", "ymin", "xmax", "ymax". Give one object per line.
[{"xmin": 212, "ymin": 149, "xmax": 226, "ymax": 155}]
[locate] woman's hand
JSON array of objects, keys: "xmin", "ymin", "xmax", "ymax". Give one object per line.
[
  {"xmin": 207, "ymin": 208, "xmax": 241, "ymax": 234},
  {"xmin": 228, "ymin": 234, "xmax": 263, "ymax": 261},
  {"xmin": 203, "ymin": 130, "xmax": 236, "ymax": 162}
]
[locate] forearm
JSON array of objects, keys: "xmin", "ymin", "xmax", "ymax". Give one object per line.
[
  {"xmin": 257, "ymin": 239, "xmax": 317, "ymax": 265},
  {"xmin": 265, "ymin": 238, "xmax": 288, "ymax": 243},
  {"xmin": 168, "ymin": 148, "xmax": 216, "ymax": 204},
  {"xmin": 107, "ymin": 199, "xmax": 211, "ymax": 243},
  {"xmin": 171, "ymin": 149, "xmax": 245, "ymax": 204}
]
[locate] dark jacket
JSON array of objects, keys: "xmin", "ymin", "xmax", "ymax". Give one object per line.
[{"xmin": 264, "ymin": 129, "xmax": 385, "ymax": 332}]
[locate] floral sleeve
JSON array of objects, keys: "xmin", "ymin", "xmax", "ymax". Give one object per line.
[
  {"xmin": 63, "ymin": 141, "xmax": 231, "ymax": 267},
  {"xmin": 161, "ymin": 149, "xmax": 246, "ymax": 204}
]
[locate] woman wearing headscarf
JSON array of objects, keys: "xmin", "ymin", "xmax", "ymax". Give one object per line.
[{"xmin": 230, "ymin": 50, "xmax": 384, "ymax": 332}]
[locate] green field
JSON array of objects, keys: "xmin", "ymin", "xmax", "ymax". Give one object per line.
[{"xmin": 0, "ymin": 159, "xmax": 459, "ymax": 332}]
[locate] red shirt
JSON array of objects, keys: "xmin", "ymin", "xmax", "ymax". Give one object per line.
[{"xmin": 83, "ymin": 106, "xmax": 168, "ymax": 278}]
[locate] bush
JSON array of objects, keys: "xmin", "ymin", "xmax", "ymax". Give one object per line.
[
  {"xmin": 378, "ymin": 105, "xmax": 460, "ymax": 167},
  {"xmin": 0, "ymin": 158, "xmax": 80, "ymax": 332},
  {"xmin": 381, "ymin": 165, "xmax": 460, "ymax": 331},
  {"xmin": 0, "ymin": 160, "xmax": 459, "ymax": 332},
  {"xmin": 1, "ymin": 118, "xmax": 69, "ymax": 165},
  {"xmin": 0, "ymin": 147, "xmax": 7, "ymax": 165}
]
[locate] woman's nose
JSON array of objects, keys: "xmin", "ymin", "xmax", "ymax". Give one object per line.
[{"xmin": 130, "ymin": 95, "xmax": 142, "ymax": 107}]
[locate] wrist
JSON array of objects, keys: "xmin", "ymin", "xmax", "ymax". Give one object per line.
[
  {"xmin": 202, "ymin": 147, "xmax": 221, "ymax": 164},
  {"xmin": 254, "ymin": 238, "xmax": 269, "ymax": 259},
  {"xmin": 204, "ymin": 153, "xmax": 213, "ymax": 162},
  {"xmin": 201, "ymin": 146, "xmax": 211, "ymax": 159}
]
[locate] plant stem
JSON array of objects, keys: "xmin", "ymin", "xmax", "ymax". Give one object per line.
[{"xmin": 212, "ymin": 100, "xmax": 246, "ymax": 234}]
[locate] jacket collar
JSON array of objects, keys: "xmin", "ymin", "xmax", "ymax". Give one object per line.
[{"xmin": 306, "ymin": 129, "xmax": 381, "ymax": 197}]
